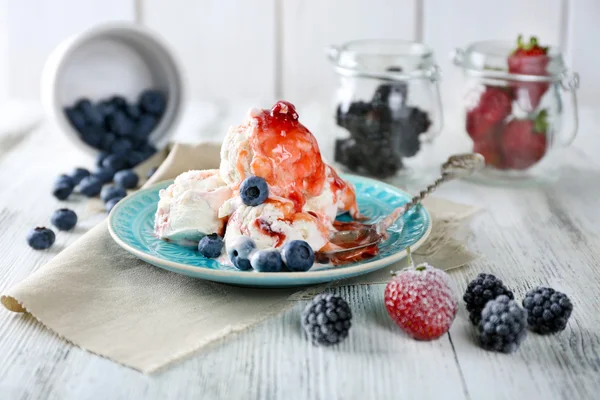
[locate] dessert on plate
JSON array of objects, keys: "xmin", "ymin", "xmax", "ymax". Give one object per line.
[{"xmin": 154, "ymin": 101, "xmax": 368, "ymax": 272}]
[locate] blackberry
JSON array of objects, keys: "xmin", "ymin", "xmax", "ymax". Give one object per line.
[
  {"xmin": 372, "ymin": 83, "xmax": 408, "ymax": 110},
  {"xmin": 478, "ymin": 295, "xmax": 527, "ymax": 353},
  {"xmin": 463, "ymin": 273, "xmax": 514, "ymax": 325},
  {"xmin": 522, "ymin": 287, "xmax": 573, "ymax": 334},
  {"xmin": 405, "ymin": 107, "xmax": 432, "ymax": 134},
  {"xmin": 302, "ymin": 293, "xmax": 352, "ymax": 346},
  {"xmin": 334, "ymin": 138, "xmax": 362, "ymax": 171}
]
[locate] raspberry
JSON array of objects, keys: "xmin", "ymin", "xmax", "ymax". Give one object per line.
[
  {"xmin": 522, "ymin": 287, "xmax": 573, "ymax": 334},
  {"xmin": 384, "ymin": 249, "xmax": 458, "ymax": 340},
  {"xmin": 463, "ymin": 273, "xmax": 514, "ymax": 325},
  {"xmin": 302, "ymin": 293, "xmax": 352, "ymax": 346},
  {"xmin": 478, "ymin": 295, "xmax": 527, "ymax": 353}
]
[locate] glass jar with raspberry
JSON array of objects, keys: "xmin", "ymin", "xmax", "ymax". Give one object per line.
[
  {"xmin": 453, "ymin": 36, "xmax": 579, "ymax": 184},
  {"xmin": 326, "ymin": 40, "xmax": 443, "ymax": 181}
]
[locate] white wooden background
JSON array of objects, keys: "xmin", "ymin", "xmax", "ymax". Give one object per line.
[{"xmin": 1, "ymin": 0, "xmax": 599, "ymax": 107}]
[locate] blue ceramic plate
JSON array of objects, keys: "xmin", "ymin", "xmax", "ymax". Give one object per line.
[{"xmin": 108, "ymin": 175, "xmax": 431, "ymax": 287}]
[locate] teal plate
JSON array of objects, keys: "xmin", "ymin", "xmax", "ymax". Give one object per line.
[{"xmin": 108, "ymin": 175, "xmax": 431, "ymax": 287}]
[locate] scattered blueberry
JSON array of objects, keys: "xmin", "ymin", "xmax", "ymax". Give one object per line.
[
  {"xmin": 26, "ymin": 227, "xmax": 56, "ymax": 250},
  {"xmin": 198, "ymin": 234, "xmax": 225, "ymax": 258},
  {"xmin": 105, "ymin": 196, "xmax": 124, "ymax": 213},
  {"xmin": 463, "ymin": 273, "xmax": 514, "ymax": 325},
  {"xmin": 302, "ymin": 293, "xmax": 352, "ymax": 346},
  {"xmin": 100, "ymin": 185, "xmax": 127, "ymax": 203},
  {"xmin": 281, "ymin": 240, "xmax": 314, "ymax": 272},
  {"xmin": 139, "ymin": 90, "xmax": 166, "ymax": 115},
  {"xmin": 250, "ymin": 249, "xmax": 283, "ymax": 272},
  {"xmin": 70, "ymin": 168, "xmax": 90, "ymax": 185},
  {"xmin": 92, "ymin": 167, "xmax": 115, "ymax": 184},
  {"xmin": 107, "ymin": 111, "xmax": 135, "ymax": 136},
  {"xmin": 110, "ymin": 138, "xmax": 133, "ymax": 156},
  {"xmin": 96, "ymin": 152, "xmax": 109, "ymax": 167},
  {"xmin": 55, "ymin": 174, "xmax": 75, "ymax": 188},
  {"xmin": 227, "ymin": 236, "xmax": 256, "ymax": 271},
  {"xmin": 102, "ymin": 154, "xmax": 127, "ymax": 171},
  {"xmin": 114, "ymin": 169, "xmax": 139, "ymax": 189},
  {"xmin": 478, "ymin": 295, "xmax": 527, "ymax": 353},
  {"xmin": 52, "ymin": 182, "xmax": 73, "ymax": 200},
  {"xmin": 51, "ymin": 208, "xmax": 78, "ymax": 231},
  {"xmin": 522, "ymin": 287, "xmax": 573, "ymax": 334},
  {"xmin": 240, "ymin": 176, "xmax": 269, "ymax": 206},
  {"xmin": 79, "ymin": 176, "xmax": 103, "ymax": 197},
  {"xmin": 65, "ymin": 108, "xmax": 87, "ymax": 131}
]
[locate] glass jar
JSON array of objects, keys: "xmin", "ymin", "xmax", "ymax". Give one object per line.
[
  {"xmin": 452, "ymin": 39, "xmax": 579, "ymax": 184},
  {"xmin": 325, "ymin": 40, "xmax": 443, "ymax": 180}
]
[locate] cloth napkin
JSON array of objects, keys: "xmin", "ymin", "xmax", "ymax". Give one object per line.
[{"xmin": 1, "ymin": 143, "xmax": 480, "ymax": 374}]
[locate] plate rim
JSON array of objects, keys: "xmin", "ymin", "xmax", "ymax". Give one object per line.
[{"xmin": 107, "ymin": 174, "xmax": 432, "ymax": 282}]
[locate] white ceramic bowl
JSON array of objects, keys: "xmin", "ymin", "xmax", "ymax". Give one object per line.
[{"xmin": 41, "ymin": 22, "xmax": 185, "ymax": 154}]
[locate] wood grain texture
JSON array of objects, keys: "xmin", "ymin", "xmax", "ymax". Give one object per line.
[
  {"xmin": 0, "ymin": 104, "xmax": 600, "ymax": 399},
  {"xmin": 280, "ymin": 0, "xmax": 418, "ymax": 104}
]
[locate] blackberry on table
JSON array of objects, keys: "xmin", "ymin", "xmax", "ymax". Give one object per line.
[
  {"xmin": 478, "ymin": 295, "xmax": 527, "ymax": 353},
  {"xmin": 463, "ymin": 273, "xmax": 514, "ymax": 325},
  {"xmin": 522, "ymin": 287, "xmax": 573, "ymax": 334},
  {"xmin": 302, "ymin": 293, "xmax": 352, "ymax": 346}
]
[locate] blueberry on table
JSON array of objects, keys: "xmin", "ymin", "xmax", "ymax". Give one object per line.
[
  {"xmin": 96, "ymin": 152, "xmax": 109, "ymax": 168},
  {"xmin": 64, "ymin": 107, "xmax": 87, "ymax": 132},
  {"xmin": 100, "ymin": 185, "xmax": 127, "ymax": 203},
  {"xmin": 198, "ymin": 234, "xmax": 225, "ymax": 258},
  {"xmin": 70, "ymin": 168, "xmax": 90, "ymax": 185},
  {"xmin": 227, "ymin": 236, "xmax": 256, "ymax": 271},
  {"xmin": 92, "ymin": 167, "xmax": 116, "ymax": 184},
  {"xmin": 51, "ymin": 208, "xmax": 78, "ymax": 231},
  {"xmin": 55, "ymin": 174, "xmax": 75, "ymax": 188},
  {"xmin": 105, "ymin": 196, "xmax": 124, "ymax": 213},
  {"xmin": 114, "ymin": 169, "xmax": 139, "ymax": 189},
  {"xmin": 110, "ymin": 138, "xmax": 133, "ymax": 156},
  {"xmin": 52, "ymin": 182, "xmax": 73, "ymax": 200},
  {"xmin": 102, "ymin": 154, "xmax": 127, "ymax": 171},
  {"xmin": 250, "ymin": 249, "xmax": 284, "ymax": 272},
  {"xmin": 281, "ymin": 240, "xmax": 315, "ymax": 272},
  {"xmin": 78, "ymin": 176, "xmax": 103, "ymax": 197},
  {"xmin": 26, "ymin": 227, "xmax": 56, "ymax": 250},
  {"xmin": 240, "ymin": 176, "xmax": 269, "ymax": 206},
  {"xmin": 134, "ymin": 114, "xmax": 158, "ymax": 140},
  {"xmin": 139, "ymin": 90, "xmax": 166, "ymax": 115}
]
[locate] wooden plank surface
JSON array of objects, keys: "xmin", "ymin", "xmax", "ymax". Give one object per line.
[{"xmin": 0, "ymin": 104, "xmax": 599, "ymax": 400}]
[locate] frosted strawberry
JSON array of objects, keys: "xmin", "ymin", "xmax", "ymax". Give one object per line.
[
  {"xmin": 501, "ymin": 110, "xmax": 548, "ymax": 170},
  {"xmin": 466, "ymin": 86, "xmax": 512, "ymax": 142},
  {"xmin": 508, "ymin": 35, "xmax": 550, "ymax": 111},
  {"xmin": 384, "ymin": 248, "xmax": 458, "ymax": 340}
]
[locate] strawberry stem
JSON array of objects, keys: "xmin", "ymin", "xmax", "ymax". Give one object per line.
[{"xmin": 534, "ymin": 109, "xmax": 549, "ymax": 133}]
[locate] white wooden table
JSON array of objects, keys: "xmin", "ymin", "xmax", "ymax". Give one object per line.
[{"xmin": 1, "ymin": 102, "xmax": 599, "ymax": 400}]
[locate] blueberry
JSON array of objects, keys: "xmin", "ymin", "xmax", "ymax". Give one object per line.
[
  {"xmin": 198, "ymin": 233, "xmax": 224, "ymax": 258},
  {"xmin": 125, "ymin": 151, "xmax": 146, "ymax": 168},
  {"xmin": 146, "ymin": 166, "xmax": 158, "ymax": 179},
  {"xmin": 77, "ymin": 99, "xmax": 104, "ymax": 125},
  {"xmin": 250, "ymin": 249, "xmax": 283, "ymax": 272},
  {"xmin": 281, "ymin": 240, "xmax": 315, "ymax": 272},
  {"xmin": 139, "ymin": 143, "xmax": 157, "ymax": 159},
  {"xmin": 97, "ymin": 101, "xmax": 117, "ymax": 117},
  {"xmin": 102, "ymin": 154, "xmax": 127, "ymax": 171},
  {"xmin": 52, "ymin": 182, "xmax": 73, "ymax": 200},
  {"xmin": 79, "ymin": 176, "xmax": 103, "ymax": 197},
  {"xmin": 100, "ymin": 185, "xmax": 127, "ymax": 203},
  {"xmin": 109, "ymin": 95, "xmax": 127, "ymax": 109},
  {"xmin": 107, "ymin": 111, "xmax": 135, "ymax": 136},
  {"xmin": 100, "ymin": 132, "xmax": 116, "ymax": 151},
  {"xmin": 51, "ymin": 208, "xmax": 78, "ymax": 231},
  {"xmin": 65, "ymin": 107, "xmax": 87, "ymax": 132},
  {"xmin": 93, "ymin": 167, "xmax": 115, "ymax": 184},
  {"xmin": 70, "ymin": 168, "xmax": 90, "ymax": 185},
  {"xmin": 105, "ymin": 196, "xmax": 124, "ymax": 213},
  {"xmin": 110, "ymin": 138, "xmax": 133, "ymax": 156},
  {"xmin": 96, "ymin": 152, "xmax": 109, "ymax": 167},
  {"xmin": 139, "ymin": 90, "xmax": 166, "ymax": 115},
  {"xmin": 79, "ymin": 125, "xmax": 104, "ymax": 148},
  {"xmin": 114, "ymin": 169, "xmax": 139, "ymax": 189},
  {"xmin": 134, "ymin": 114, "xmax": 158, "ymax": 140},
  {"xmin": 55, "ymin": 174, "xmax": 75, "ymax": 188},
  {"xmin": 227, "ymin": 236, "xmax": 256, "ymax": 271},
  {"xmin": 26, "ymin": 227, "xmax": 56, "ymax": 250},
  {"xmin": 126, "ymin": 105, "xmax": 141, "ymax": 120},
  {"xmin": 240, "ymin": 176, "xmax": 269, "ymax": 206}
]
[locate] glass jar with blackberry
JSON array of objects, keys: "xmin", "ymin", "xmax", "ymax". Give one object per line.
[
  {"xmin": 326, "ymin": 39, "xmax": 443, "ymax": 179},
  {"xmin": 453, "ymin": 36, "xmax": 580, "ymax": 184}
]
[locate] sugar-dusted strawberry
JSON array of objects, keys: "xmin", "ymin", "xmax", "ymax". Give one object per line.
[
  {"xmin": 384, "ymin": 248, "xmax": 458, "ymax": 340},
  {"xmin": 508, "ymin": 35, "xmax": 550, "ymax": 111},
  {"xmin": 501, "ymin": 110, "xmax": 548, "ymax": 170},
  {"xmin": 466, "ymin": 86, "xmax": 512, "ymax": 142}
]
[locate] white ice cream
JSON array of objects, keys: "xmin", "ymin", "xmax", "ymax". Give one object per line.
[
  {"xmin": 224, "ymin": 201, "xmax": 328, "ymax": 253},
  {"xmin": 154, "ymin": 170, "xmax": 233, "ymax": 242},
  {"xmin": 303, "ymin": 165, "xmax": 359, "ymax": 223}
]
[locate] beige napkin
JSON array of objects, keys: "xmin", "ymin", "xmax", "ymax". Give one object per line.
[{"xmin": 1, "ymin": 143, "xmax": 480, "ymax": 374}]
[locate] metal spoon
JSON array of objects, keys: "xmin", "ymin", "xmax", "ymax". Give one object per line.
[{"xmin": 315, "ymin": 153, "xmax": 485, "ymax": 263}]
